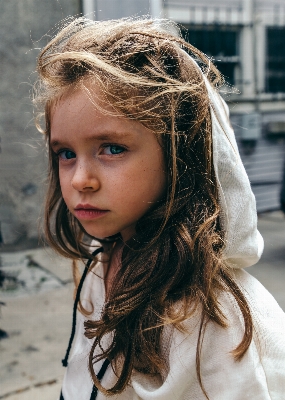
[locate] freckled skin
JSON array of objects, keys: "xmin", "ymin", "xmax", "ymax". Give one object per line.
[{"xmin": 50, "ymin": 88, "xmax": 167, "ymax": 242}]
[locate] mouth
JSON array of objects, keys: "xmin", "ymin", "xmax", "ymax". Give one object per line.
[{"xmin": 74, "ymin": 204, "xmax": 108, "ymax": 220}]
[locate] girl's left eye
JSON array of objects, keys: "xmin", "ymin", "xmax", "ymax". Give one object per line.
[{"xmin": 103, "ymin": 145, "xmax": 126, "ymax": 155}]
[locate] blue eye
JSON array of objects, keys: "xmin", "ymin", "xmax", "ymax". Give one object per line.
[
  {"xmin": 58, "ymin": 150, "xmax": 76, "ymax": 160},
  {"xmin": 104, "ymin": 145, "xmax": 125, "ymax": 155}
]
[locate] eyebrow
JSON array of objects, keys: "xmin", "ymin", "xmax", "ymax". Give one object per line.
[
  {"xmin": 92, "ymin": 132, "xmax": 133, "ymax": 141},
  {"xmin": 50, "ymin": 131, "xmax": 134, "ymax": 148}
]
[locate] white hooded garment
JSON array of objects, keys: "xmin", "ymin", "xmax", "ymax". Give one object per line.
[
  {"xmin": 60, "ymin": 79, "xmax": 285, "ymax": 399},
  {"xmin": 61, "ymin": 263, "xmax": 285, "ymax": 400}
]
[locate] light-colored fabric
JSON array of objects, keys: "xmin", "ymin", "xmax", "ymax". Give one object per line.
[
  {"xmin": 61, "ymin": 262, "xmax": 285, "ymax": 400},
  {"xmin": 204, "ymin": 78, "xmax": 264, "ymax": 268}
]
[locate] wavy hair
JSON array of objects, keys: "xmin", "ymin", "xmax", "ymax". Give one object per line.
[{"xmin": 34, "ymin": 17, "xmax": 252, "ymax": 399}]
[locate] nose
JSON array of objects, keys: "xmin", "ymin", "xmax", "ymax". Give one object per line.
[{"xmin": 71, "ymin": 162, "xmax": 100, "ymax": 192}]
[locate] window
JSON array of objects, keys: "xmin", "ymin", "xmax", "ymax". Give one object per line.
[
  {"xmin": 266, "ymin": 27, "xmax": 285, "ymax": 93},
  {"xmin": 182, "ymin": 25, "xmax": 239, "ymax": 85}
]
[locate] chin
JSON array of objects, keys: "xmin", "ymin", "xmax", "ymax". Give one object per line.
[{"xmin": 80, "ymin": 225, "xmax": 120, "ymax": 242}]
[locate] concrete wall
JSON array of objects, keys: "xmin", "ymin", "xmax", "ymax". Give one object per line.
[
  {"xmin": 95, "ymin": 0, "xmax": 149, "ymax": 20},
  {"xmin": 0, "ymin": 0, "xmax": 80, "ymax": 244},
  {"xmin": 82, "ymin": 0, "xmax": 162, "ymax": 20}
]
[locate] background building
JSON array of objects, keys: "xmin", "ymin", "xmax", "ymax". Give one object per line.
[
  {"xmin": 162, "ymin": 0, "xmax": 285, "ymax": 212},
  {"xmin": 1, "ymin": 0, "xmax": 285, "ymax": 245}
]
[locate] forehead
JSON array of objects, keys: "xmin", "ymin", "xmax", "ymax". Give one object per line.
[
  {"xmin": 49, "ymin": 86, "xmax": 156, "ymax": 145},
  {"xmin": 50, "ymin": 86, "xmax": 112, "ymax": 126}
]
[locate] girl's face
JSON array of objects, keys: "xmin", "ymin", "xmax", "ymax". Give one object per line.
[{"xmin": 50, "ymin": 88, "xmax": 167, "ymax": 241}]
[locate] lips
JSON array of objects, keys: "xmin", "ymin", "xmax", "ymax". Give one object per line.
[{"xmin": 74, "ymin": 204, "xmax": 108, "ymax": 220}]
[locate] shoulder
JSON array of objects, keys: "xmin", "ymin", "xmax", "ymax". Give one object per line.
[
  {"xmin": 233, "ymin": 269, "xmax": 285, "ymax": 385},
  {"xmin": 167, "ymin": 270, "xmax": 285, "ymax": 398},
  {"xmin": 233, "ymin": 269, "xmax": 285, "ymax": 329}
]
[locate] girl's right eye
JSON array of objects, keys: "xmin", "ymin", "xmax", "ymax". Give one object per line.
[{"xmin": 57, "ymin": 150, "xmax": 76, "ymax": 160}]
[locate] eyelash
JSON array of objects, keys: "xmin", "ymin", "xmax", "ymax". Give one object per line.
[
  {"xmin": 54, "ymin": 144, "xmax": 127, "ymax": 160},
  {"xmin": 101, "ymin": 144, "xmax": 127, "ymax": 155},
  {"xmin": 56, "ymin": 149, "xmax": 76, "ymax": 160}
]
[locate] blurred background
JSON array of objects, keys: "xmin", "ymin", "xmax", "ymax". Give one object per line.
[
  {"xmin": 0, "ymin": 1, "xmax": 285, "ymax": 399},
  {"xmin": 1, "ymin": 0, "xmax": 285, "ymax": 246}
]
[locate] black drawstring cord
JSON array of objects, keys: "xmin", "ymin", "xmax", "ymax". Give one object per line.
[
  {"xmin": 60, "ymin": 247, "xmax": 110, "ymax": 399},
  {"xmin": 60, "ymin": 358, "xmax": 110, "ymax": 400},
  {"xmin": 90, "ymin": 358, "xmax": 111, "ymax": 400},
  {"xmin": 62, "ymin": 247, "xmax": 103, "ymax": 368}
]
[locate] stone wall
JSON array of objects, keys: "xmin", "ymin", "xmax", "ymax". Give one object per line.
[{"xmin": 0, "ymin": 0, "xmax": 80, "ymax": 244}]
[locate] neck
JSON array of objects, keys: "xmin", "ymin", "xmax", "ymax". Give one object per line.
[{"xmin": 104, "ymin": 240, "xmax": 123, "ymax": 298}]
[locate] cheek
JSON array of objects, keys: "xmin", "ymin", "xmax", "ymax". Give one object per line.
[
  {"xmin": 58, "ymin": 170, "xmax": 71, "ymax": 198},
  {"xmin": 145, "ymin": 153, "xmax": 167, "ymax": 201},
  {"xmin": 122, "ymin": 162, "xmax": 166, "ymax": 207},
  {"xmin": 58, "ymin": 170, "xmax": 65, "ymax": 190},
  {"xmin": 152, "ymin": 170, "xmax": 167, "ymax": 202}
]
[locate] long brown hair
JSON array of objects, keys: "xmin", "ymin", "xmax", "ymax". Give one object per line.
[{"xmin": 34, "ymin": 17, "xmax": 252, "ymax": 398}]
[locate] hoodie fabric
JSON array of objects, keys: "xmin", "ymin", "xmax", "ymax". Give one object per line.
[{"xmin": 60, "ymin": 257, "xmax": 285, "ymax": 400}]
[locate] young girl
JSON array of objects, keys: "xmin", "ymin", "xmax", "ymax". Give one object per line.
[{"xmin": 35, "ymin": 17, "xmax": 285, "ymax": 399}]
